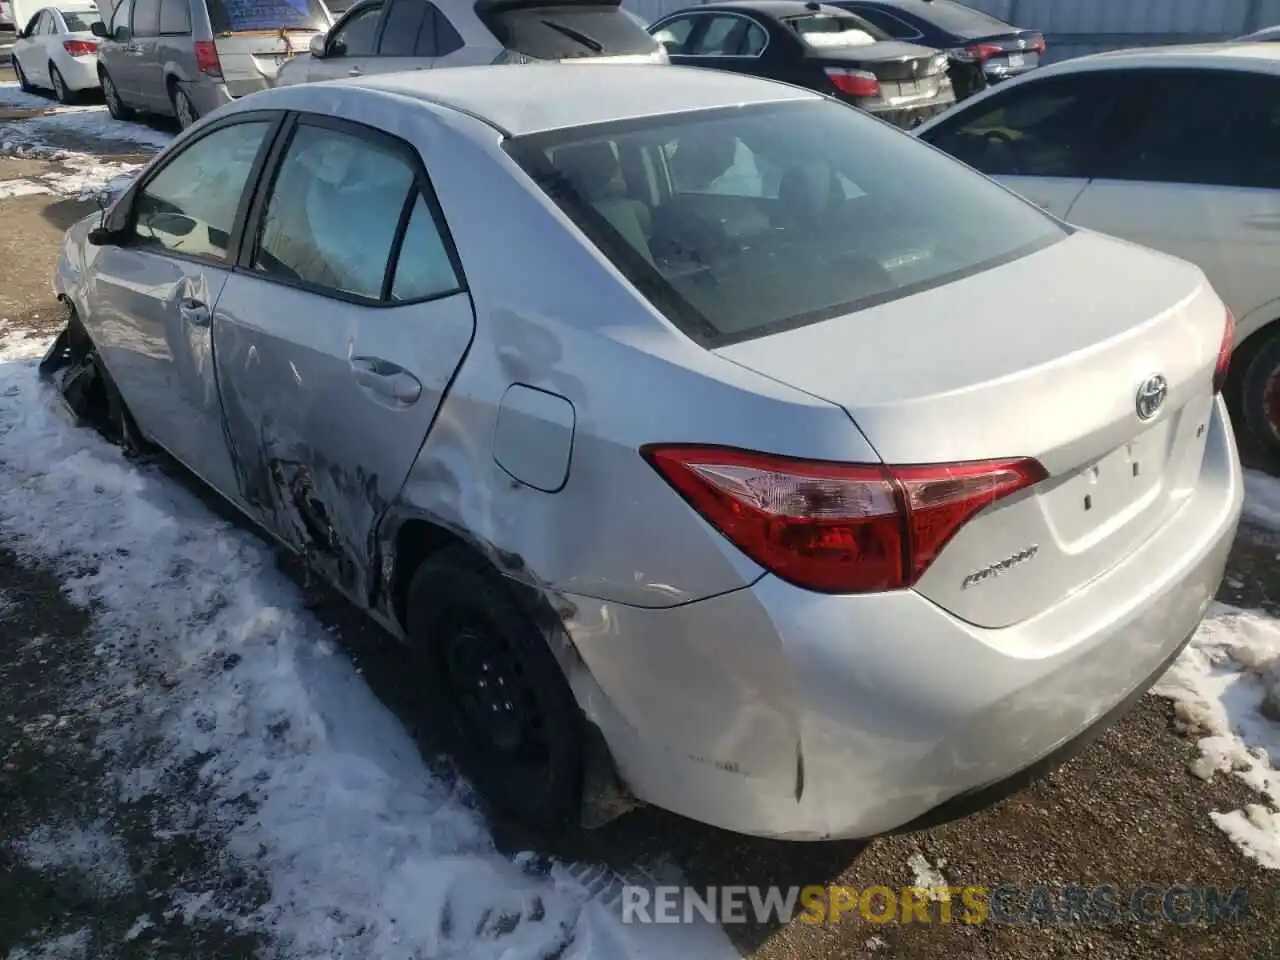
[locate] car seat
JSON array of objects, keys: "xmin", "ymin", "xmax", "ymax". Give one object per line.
[{"xmin": 551, "ymin": 140, "xmax": 655, "ymax": 264}]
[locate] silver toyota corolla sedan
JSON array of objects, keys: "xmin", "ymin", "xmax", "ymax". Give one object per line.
[{"xmin": 43, "ymin": 64, "xmax": 1242, "ymax": 840}]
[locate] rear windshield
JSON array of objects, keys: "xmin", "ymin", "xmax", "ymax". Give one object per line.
[
  {"xmin": 505, "ymin": 100, "xmax": 1064, "ymax": 346},
  {"xmin": 62, "ymin": 9, "xmax": 102, "ymax": 30},
  {"xmin": 205, "ymin": 0, "xmax": 328, "ymax": 32},
  {"xmin": 477, "ymin": 3, "xmax": 659, "ymax": 58},
  {"xmin": 904, "ymin": 0, "xmax": 1013, "ymax": 37},
  {"xmin": 786, "ymin": 13, "xmax": 885, "ymax": 48}
]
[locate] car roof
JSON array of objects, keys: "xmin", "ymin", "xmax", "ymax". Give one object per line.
[
  {"xmin": 1039, "ymin": 41, "xmax": 1280, "ymax": 76},
  {"xmin": 680, "ymin": 0, "xmax": 851, "ymax": 17},
  {"xmin": 329, "ymin": 63, "xmax": 820, "ymax": 136}
]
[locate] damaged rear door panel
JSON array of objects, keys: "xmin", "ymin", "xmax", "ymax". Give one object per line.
[{"xmin": 213, "ymin": 113, "xmax": 475, "ymax": 601}]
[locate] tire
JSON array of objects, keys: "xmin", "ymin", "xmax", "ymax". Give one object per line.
[
  {"xmin": 405, "ymin": 546, "xmax": 584, "ymax": 831},
  {"xmin": 49, "ymin": 64, "xmax": 72, "ymax": 104},
  {"xmin": 100, "ymin": 69, "xmax": 132, "ymax": 120},
  {"xmin": 170, "ymin": 84, "xmax": 198, "ymax": 130},
  {"xmin": 1240, "ymin": 330, "xmax": 1280, "ymax": 466},
  {"xmin": 13, "ymin": 58, "xmax": 33, "ymax": 93}
]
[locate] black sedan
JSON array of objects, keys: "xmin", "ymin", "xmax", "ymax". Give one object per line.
[
  {"xmin": 826, "ymin": 0, "xmax": 1044, "ymax": 98},
  {"xmin": 648, "ymin": 0, "xmax": 955, "ymax": 129}
]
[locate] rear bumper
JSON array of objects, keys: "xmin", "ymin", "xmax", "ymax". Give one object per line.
[
  {"xmin": 186, "ymin": 79, "xmax": 235, "ymax": 118},
  {"xmin": 566, "ymin": 396, "xmax": 1242, "ymax": 839},
  {"xmin": 861, "ymin": 94, "xmax": 956, "ymax": 129},
  {"xmin": 58, "ymin": 55, "xmax": 100, "ymax": 91}
]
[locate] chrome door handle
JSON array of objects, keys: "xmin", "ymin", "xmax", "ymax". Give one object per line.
[
  {"xmin": 179, "ymin": 297, "xmax": 210, "ymax": 327},
  {"xmin": 350, "ymin": 356, "xmax": 421, "ymax": 403},
  {"xmin": 348, "ymin": 66, "xmax": 363, "ymax": 76}
]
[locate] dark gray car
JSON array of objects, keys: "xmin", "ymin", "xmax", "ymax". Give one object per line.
[{"xmin": 91, "ymin": 0, "xmax": 331, "ymax": 128}]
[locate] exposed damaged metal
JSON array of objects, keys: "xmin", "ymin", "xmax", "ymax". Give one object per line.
[{"xmin": 39, "ymin": 307, "xmax": 151, "ymax": 460}]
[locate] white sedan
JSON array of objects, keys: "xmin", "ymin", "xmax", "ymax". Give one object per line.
[{"xmin": 11, "ymin": 3, "xmax": 103, "ymax": 103}]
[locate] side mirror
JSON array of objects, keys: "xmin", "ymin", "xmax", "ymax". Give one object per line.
[
  {"xmin": 113, "ymin": 24, "xmax": 130, "ymax": 42},
  {"xmin": 87, "ymin": 225, "xmax": 121, "ymax": 246},
  {"xmin": 309, "ymin": 33, "xmax": 326, "ymax": 57},
  {"xmin": 660, "ymin": 39, "xmax": 680, "ymax": 54},
  {"xmin": 90, "ymin": 20, "xmax": 107, "ymax": 37}
]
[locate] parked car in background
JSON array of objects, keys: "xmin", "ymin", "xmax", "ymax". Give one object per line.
[
  {"xmin": 827, "ymin": 0, "xmax": 1043, "ymax": 98},
  {"xmin": 90, "ymin": 0, "xmax": 332, "ymax": 129},
  {"xmin": 914, "ymin": 43, "xmax": 1280, "ymax": 458},
  {"xmin": 648, "ymin": 0, "xmax": 953, "ymax": 128},
  {"xmin": 11, "ymin": 3, "xmax": 103, "ymax": 102},
  {"xmin": 276, "ymin": 0, "xmax": 663, "ymax": 85},
  {"xmin": 1235, "ymin": 24, "xmax": 1280, "ymax": 41},
  {"xmin": 46, "ymin": 63, "xmax": 1239, "ymax": 838}
]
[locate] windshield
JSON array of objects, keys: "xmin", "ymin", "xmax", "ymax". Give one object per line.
[
  {"xmin": 477, "ymin": 3, "xmax": 659, "ymax": 58},
  {"xmin": 205, "ymin": 0, "xmax": 328, "ymax": 33},
  {"xmin": 505, "ymin": 100, "xmax": 1064, "ymax": 346},
  {"xmin": 62, "ymin": 9, "xmax": 102, "ymax": 30},
  {"xmin": 902, "ymin": 0, "xmax": 1013, "ymax": 36},
  {"xmin": 786, "ymin": 13, "xmax": 885, "ymax": 47}
]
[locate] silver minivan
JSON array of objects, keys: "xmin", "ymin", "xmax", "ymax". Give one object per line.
[{"xmin": 90, "ymin": 0, "xmax": 331, "ymax": 127}]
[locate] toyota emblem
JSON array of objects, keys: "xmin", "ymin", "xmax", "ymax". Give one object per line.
[{"xmin": 1135, "ymin": 374, "xmax": 1168, "ymax": 421}]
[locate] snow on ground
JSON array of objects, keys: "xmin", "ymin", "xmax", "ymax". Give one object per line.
[
  {"xmin": 1156, "ymin": 605, "xmax": 1280, "ymax": 869},
  {"xmin": 0, "ymin": 158, "xmax": 143, "ymax": 200},
  {"xmin": 0, "ymin": 338, "xmax": 738, "ymax": 959},
  {"xmin": 0, "ymin": 82, "xmax": 171, "ymax": 200}
]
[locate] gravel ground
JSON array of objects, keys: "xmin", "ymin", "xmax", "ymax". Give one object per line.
[{"xmin": 2, "ymin": 80, "xmax": 1279, "ymax": 959}]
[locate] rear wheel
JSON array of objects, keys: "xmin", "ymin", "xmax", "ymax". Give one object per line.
[
  {"xmin": 13, "ymin": 58, "xmax": 34, "ymax": 93},
  {"xmin": 170, "ymin": 83, "xmax": 197, "ymax": 130},
  {"xmin": 405, "ymin": 546, "xmax": 584, "ymax": 832},
  {"xmin": 49, "ymin": 64, "xmax": 72, "ymax": 104},
  {"xmin": 1240, "ymin": 330, "xmax": 1280, "ymax": 466},
  {"xmin": 100, "ymin": 69, "xmax": 132, "ymax": 120}
]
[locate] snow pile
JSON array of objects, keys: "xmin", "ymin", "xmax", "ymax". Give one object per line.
[
  {"xmin": 906, "ymin": 850, "xmax": 948, "ymax": 901},
  {"xmin": 1156, "ymin": 604, "xmax": 1280, "ymax": 868},
  {"xmin": 15, "ymin": 824, "xmax": 135, "ymax": 897},
  {"xmin": 0, "ymin": 342, "xmax": 737, "ymax": 959}
]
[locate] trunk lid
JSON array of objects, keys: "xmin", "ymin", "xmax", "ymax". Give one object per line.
[
  {"xmin": 963, "ymin": 29, "xmax": 1043, "ymax": 72},
  {"xmin": 213, "ymin": 30, "xmax": 321, "ymax": 96},
  {"xmin": 813, "ymin": 40, "xmax": 944, "ymax": 82},
  {"xmin": 714, "ymin": 231, "xmax": 1226, "ymax": 628}
]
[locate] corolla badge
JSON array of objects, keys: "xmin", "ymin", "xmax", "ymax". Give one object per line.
[
  {"xmin": 961, "ymin": 545, "xmax": 1039, "ymax": 589},
  {"xmin": 1135, "ymin": 374, "xmax": 1168, "ymax": 421}
]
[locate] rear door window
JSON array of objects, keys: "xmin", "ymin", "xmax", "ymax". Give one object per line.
[
  {"xmin": 131, "ymin": 0, "xmax": 159, "ymax": 37},
  {"xmin": 478, "ymin": 2, "xmax": 659, "ymax": 59},
  {"xmin": 1097, "ymin": 70, "xmax": 1280, "ymax": 191},
  {"xmin": 378, "ymin": 0, "xmax": 428, "ymax": 55},
  {"xmin": 507, "ymin": 99, "xmax": 1064, "ymax": 345},
  {"xmin": 158, "ymin": 0, "xmax": 191, "ymax": 34},
  {"xmin": 687, "ymin": 14, "xmax": 765, "ymax": 56},
  {"xmin": 252, "ymin": 122, "xmax": 417, "ymax": 300},
  {"xmin": 205, "ymin": 0, "xmax": 329, "ymax": 33}
]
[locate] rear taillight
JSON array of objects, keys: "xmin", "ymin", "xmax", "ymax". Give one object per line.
[
  {"xmin": 967, "ymin": 42, "xmax": 1003, "ymax": 61},
  {"xmin": 1214, "ymin": 307, "xmax": 1235, "ymax": 394},
  {"xmin": 194, "ymin": 40, "xmax": 222, "ymax": 78},
  {"xmin": 63, "ymin": 39, "xmax": 97, "ymax": 56},
  {"xmin": 643, "ymin": 445, "xmax": 1046, "ymax": 594},
  {"xmin": 1032, "ymin": 36, "xmax": 1046, "ymax": 54},
  {"xmin": 824, "ymin": 67, "xmax": 880, "ymax": 98}
]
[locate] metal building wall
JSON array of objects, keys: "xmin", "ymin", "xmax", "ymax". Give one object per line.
[{"xmin": 624, "ymin": 0, "xmax": 1280, "ymax": 61}]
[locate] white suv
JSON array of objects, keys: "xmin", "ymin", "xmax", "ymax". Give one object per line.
[{"xmin": 277, "ymin": 0, "xmax": 665, "ymax": 85}]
